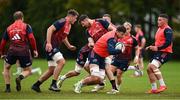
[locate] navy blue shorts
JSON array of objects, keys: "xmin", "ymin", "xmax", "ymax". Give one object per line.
[
  {"xmin": 76, "ymin": 44, "xmax": 91, "ymax": 66},
  {"xmin": 5, "ymin": 54, "xmax": 32, "ymax": 68},
  {"xmin": 46, "ymin": 48, "xmax": 60, "ymax": 61},
  {"xmin": 111, "ymin": 58, "xmax": 130, "ymax": 71},
  {"xmin": 88, "ymin": 50, "xmax": 105, "ymax": 69},
  {"xmin": 150, "ymin": 51, "xmax": 171, "ymax": 65}
]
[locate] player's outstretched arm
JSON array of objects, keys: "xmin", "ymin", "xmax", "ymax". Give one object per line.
[{"xmin": 63, "ymin": 37, "xmax": 76, "ymax": 51}]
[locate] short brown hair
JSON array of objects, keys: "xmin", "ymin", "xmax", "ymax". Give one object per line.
[
  {"xmin": 13, "ymin": 11, "xmax": 24, "ymax": 20},
  {"xmin": 159, "ymin": 13, "xmax": 169, "ymax": 19},
  {"xmin": 116, "ymin": 25, "xmax": 126, "ymax": 33},
  {"xmin": 135, "ymin": 24, "xmax": 142, "ymax": 29},
  {"xmin": 103, "ymin": 14, "xmax": 111, "ymax": 18},
  {"xmin": 67, "ymin": 9, "xmax": 79, "ymax": 16},
  {"xmin": 78, "ymin": 14, "xmax": 89, "ymax": 23}
]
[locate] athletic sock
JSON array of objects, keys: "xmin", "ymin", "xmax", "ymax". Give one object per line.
[
  {"xmin": 128, "ymin": 66, "xmax": 136, "ymax": 70},
  {"xmin": 18, "ymin": 74, "xmax": 24, "ymax": 80},
  {"xmin": 78, "ymin": 80, "xmax": 84, "ymax": 87},
  {"xmin": 6, "ymin": 84, "xmax": 10, "ymax": 90},
  {"xmin": 52, "ymin": 79, "xmax": 57, "ymax": 85},
  {"xmin": 151, "ymin": 82, "xmax": 157, "ymax": 90},
  {"xmin": 110, "ymin": 80, "xmax": 118, "ymax": 90},
  {"xmin": 116, "ymin": 84, "xmax": 120, "ymax": 90},
  {"xmin": 159, "ymin": 79, "xmax": 166, "ymax": 86},
  {"xmin": 60, "ymin": 75, "xmax": 67, "ymax": 80},
  {"xmin": 34, "ymin": 80, "xmax": 42, "ymax": 87},
  {"xmin": 99, "ymin": 82, "xmax": 105, "ymax": 86}
]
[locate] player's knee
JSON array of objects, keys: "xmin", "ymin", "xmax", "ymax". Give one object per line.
[
  {"xmin": 3, "ymin": 70, "xmax": 8, "ymax": 75},
  {"xmin": 73, "ymin": 71, "xmax": 80, "ymax": 76},
  {"xmin": 147, "ymin": 63, "xmax": 155, "ymax": 72},
  {"xmin": 26, "ymin": 67, "xmax": 32, "ymax": 73},
  {"xmin": 116, "ymin": 70, "xmax": 123, "ymax": 77},
  {"xmin": 116, "ymin": 74, "xmax": 122, "ymax": 82},
  {"xmin": 149, "ymin": 64, "xmax": 157, "ymax": 71},
  {"xmin": 73, "ymin": 71, "xmax": 80, "ymax": 75},
  {"xmin": 75, "ymin": 72, "xmax": 80, "ymax": 76},
  {"xmin": 116, "ymin": 74, "xmax": 122, "ymax": 80},
  {"xmin": 93, "ymin": 76, "xmax": 101, "ymax": 83},
  {"xmin": 111, "ymin": 66, "xmax": 117, "ymax": 73},
  {"xmin": 61, "ymin": 59, "xmax": 66, "ymax": 65},
  {"xmin": 150, "ymin": 59, "xmax": 161, "ymax": 68},
  {"xmin": 74, "ymin": 64, "xmax": 83, "ymax": 73},
  {"xmin": 153, "ymin": 68, "xmax": 161, "ymax": 75},
  {"xmin": 4, "ymin": 63, "xmax": 11, "ymax": 70},
  {"xmin": 57, "ymin": 59, "xmax": 65, "ymax": 65},
  {"xmin": 53, "ymin": 51, "xmax": 64, "ymax": 64},
  {"xmin": 4, "ymin": 66, "xmax": 10, "ymax": 70}
]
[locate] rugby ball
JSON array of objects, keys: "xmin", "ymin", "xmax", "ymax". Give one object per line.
[{"xmin": 115, "ymin": 42, "xmax": 125, "ymax": 52}]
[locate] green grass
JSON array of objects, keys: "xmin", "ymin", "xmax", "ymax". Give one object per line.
[{"xmin": 0, "ymin": 59, "xmax": 180, "ymax": 99}]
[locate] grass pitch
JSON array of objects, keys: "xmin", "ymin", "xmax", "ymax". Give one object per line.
[{"xmin": 0, "ymin": 59, "xmax": 180, "ymax": 99}]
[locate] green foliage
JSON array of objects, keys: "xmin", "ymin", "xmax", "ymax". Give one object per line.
[
  {"xmin": 173, "ymin": 32, "xmax": 180, "ymax": 59},
  {"xmin": 0, "ymin": 0, "xmax": 179, "ymax": 59}
]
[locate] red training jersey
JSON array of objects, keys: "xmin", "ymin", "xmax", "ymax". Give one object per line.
[
  {"xmin": 50, "ymin": 18, "xmax": 71, "ymax": 48},
  {"xmin": 155, "ymin": 25, "xmax": 173, "ymax": 53},
  {"xmin": 87, "ymin": 19, "xmax": 109, "ymax": 42},
  {"xmin": 115, "ymin": 34, "xmax": 138, "ymax": 60},
  {"xmin": 135, "ymin": 30, "xmax": 144, "ymax": 46},
  {"xmin": 93, "ymin": 31, "xmax": 115, "ymax": 57}
]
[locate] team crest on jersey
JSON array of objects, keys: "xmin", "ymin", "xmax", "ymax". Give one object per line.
[
  {"xmin": 79, "ymin": 61, "xmax": 85, "ymax": 65},
  {"xmin": 161, "ymin": 59, "xmax": 164, "ymax": 63},
  {"xmin": 123, "ymin": 68, "xmax": 126, "ymax": 71},
  {"xmin": 92, "ymin": 58, "xmax": 98, "ymax": 62},
  {"xmin": 156, "ymin": 57, "xmax": 159, "ymax": 59}
]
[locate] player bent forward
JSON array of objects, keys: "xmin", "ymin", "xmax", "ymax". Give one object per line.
[{"xmin": 73, "ymin": 25, "xmax": 126, "ymax": 93}]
